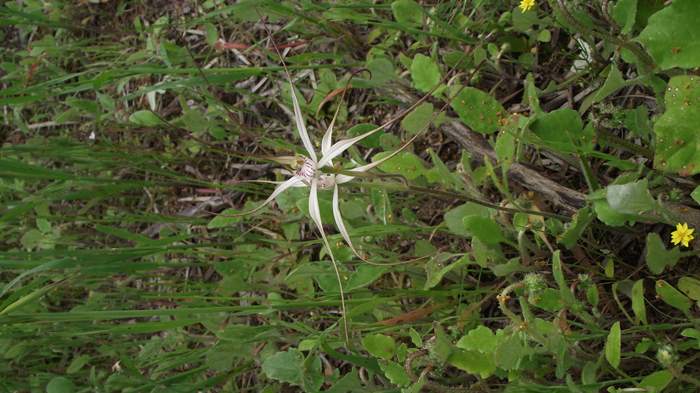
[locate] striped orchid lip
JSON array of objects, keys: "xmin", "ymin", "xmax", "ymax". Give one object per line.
[{"xmin": 295, "ymin": 156, "xmax": 316, "ymax": 181}]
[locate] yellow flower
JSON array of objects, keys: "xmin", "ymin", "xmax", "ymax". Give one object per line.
[
  {"xmin": 671, "ymin": 222, "xmax": 695, "ymax": 247},
  {"xmin": 519, "ymin": 0, "xmax": 536, "ymax": 12}
]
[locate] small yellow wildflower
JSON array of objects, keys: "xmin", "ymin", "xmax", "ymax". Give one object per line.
[
  {"xmin": 671, "ymin": 222, "xmax": 695, "ymax": 247},
  {"xmin": 519, "ymin": 0, "xmax": 536, "ymax": 12}
]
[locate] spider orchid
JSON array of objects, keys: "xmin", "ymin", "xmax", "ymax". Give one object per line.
[
  {"xmin": 237, "ymin": 77, "xmax": 425, "ymax": 263},
  {"xmin": 232, "ymin": 72, "xmax": 428, "ymax": 343}
]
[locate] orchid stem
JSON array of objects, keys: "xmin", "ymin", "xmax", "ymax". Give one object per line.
[{"xmin": 319, "ymin": 233, "xmax": 351, "ymax": 347}]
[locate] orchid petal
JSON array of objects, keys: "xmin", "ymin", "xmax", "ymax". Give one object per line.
[
  {"xmin": 335, "ymin": 132, "xmax": 422, "ymax": 184},
  {"xmin": 308, "ymin": 178, "xmax": 324, "ymax": 231},
  {"xmin": 321, "ymin": 118, "xmax": 335, "ymax": 158},
  {"xmin": 321, "ymin": 92, "xmax": 344, "ymax": 161},
  {"xmin": 317, "ymin": 123, "xmax": 386, "ymax": 168},
  {"xmin": 332, "ymin": 183, "xmax": 365, "ymax": 261},
  {"xmin": 233, "ymin": 175, "xmax": 304, "ymax": 216},
  {"xmin": 317, "ymin": 89, "xmax": 436, "ymax": 168},
  {"xmin": 289, "ymin": 81, "xmax": 317, "ymax": 162},
  {"xmin": 309, "ymin": 178, "xmax": 350, "ymax": 343},
  {"xmin": 335, "ymin": 174, "xmax": 355, "ymax": 184}
]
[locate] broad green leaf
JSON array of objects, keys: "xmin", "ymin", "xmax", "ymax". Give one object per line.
[
  {"xmin": 379, "ymin": 133, "xmax": 401, "ymax": 150},
  {"xmin": 631, "ymin": 279, "xmax": 647, "ymax": 324},
  {"xmin": 558, "ymin": 207, "xmax": 594, "ymax": 249},
  {"xmin": 495, "ymin": 114, "xmax": 522, "ymax": 165},
  {"xmin": 409, "ymin": 328, "xmax": 422, "ymax": 347},
  {"xmin": 471, "ymin": 236, "xmax": 504, "ymax": 267},
  {"xmin": 638, "ymin": 0, "xmax": 700, "ymax": 70},
  {"xmin": 653, "ymin": 76, "xmax": 700, "ymax": 175},
  {"xmin": 636, "ymin": 0, "xmax": 665, "ymax": 27},
  {"xmin": 677, "ymin": 276, "xmax": 700, "ymax": 301},
  {"xmin": 494, "ymin": 332, "xmax": 529, "ymax": 370},
  {"xmin": 347, "ymin": 265, "xmax": 387, "ymax": 291},
  {"xmin": 20, "ymin": 229, "xmax": 43, "ymax": 250},
  {"xmin": 655, "ymin": 280, "xmax": 692, "ymax": 314},
  {"xmin": 324, "ymin": 370, "xmax": 363, "ymax": 393},
  {"xmin": 681, "ymin": 328, "xmax": 700, "ymax": 349},
  {"xmin": 365, "ymin": 57, "xmax": 396, "ymax": 87},
  {"xmin": 262, "ymin": 349, "xmax": 322, "ymax": 392},
  {"xmin": 379, "ymin": 360, "xmax": 410, "ymax": 387},
  {"xmin": 456, "ymin": 325, "xmax": 497, "ymax": 353},
  {"xmin": 530, "ymin": 288, "xmax": 564, "ymax": 312},
  {"xmin": 391, "ymin": 0, "xmax": 422, "ymax": 26},
  {"xmin": 370, "ymin": 188, "xmax": 391, "ymax": 224},
  {"xmin": 635, "ymin": 338, "xmax": 653, "ymax": 354},
  {"xmin": 645, "ymin": 233, "xmax": 681, "ymax": 274},
  {"xmin": 430, "ymin": 324, "xmax": 452, "ymax": 364},
  {"xmin": 128, "ymin": 110, "xmax": 165, "ymax": 126},
  {"xmin": 581, "ymin": 361, "xmax": 598, "ymax": 385},
  {"xmin": 529, "ymin": 108, "xmax": 592, "ymax": 153},
  {"xmin": 372, "ymin": 151, "xmax": 426, "ymax": 180},
  {"xmin": 425, "ymin": 148, "xmax": 461, "ymax": 188},
  {"xmin": 345, "ymin": 56, "xmax": 393, "ymax": 88},
  {"xmin": 46, "ymin": 377, "xmax": 75, "ymax": 393},
  {"xmin": 447, "ymin": 349, "xmax": 496, "ymax": 378},
  {"xmin": 463, "ymin": 216, "xmax": 504, "ymax": 245},
  {"xmin": 537, "ymin": 29, "xmax": 551, "ymax": 42},
  {"xmin": 424, "ymin": 254, "xmax": 470, "ymax": 290},
  {"xmin": 587, "ymin": 283, "xmax": 600, "ymax": 307},
  {"xmin": 66, "ymin": 355, "xmax": 90, "ymax": 374},
  {"xmin": 362, "ymin": 334, "xmax": 395, "ymax": 360},
  {"xmin": 624, "ymin": 106, "xmax": 652, "ymax": 139},
  {"xmin": 400, "ymin": 103, "xmax": 433, "ymax": 135},
  {"xmin": 513, "ymin": 6, "xmax": 539, "ymax": 31},
  {"xmin": 410, "ymin": 54, "xmax": 440, "ymax": 92},
  {"xmin": 443, "ymin": 202, "xmax": 492, "ymax": 237},
  {"xmin": 262, "ymin": 350, "xmax": 304, "ymax": 384},
  {"xmin": 639, "ymin": 370, "xmax": 673, "ymax": 393},
  {"xmin": 66, "ymin": 98, "xmax": 100, "ymax": 116},
  {"xmin": 179, "ymin": 108, "xmax": 209, "ymax": 135},
  {"xmin": 612, "ymin": 0, "xmax": 638, "ymax": 34},
  {"xmin": 490, "ymin": 258, "xmax": 527, "ymax": 277},
  {"xmin": 525, "ymin": 74, "xmax": 543, "ymax": 115},
  {"xmin": 590, "ymin": 186, "xmax": 644, "ymax": 227},
  {"xmin": 606, "ymin": 180, "xmax": 656, "ymax": 216},
  {"xmin": 580, "ymin": 65, "xmax": 628, "ymax": 113},
  {"xmin": 451, "ymin": 87, "xmax": 504, "ymax": 134},
  {"xmin": 552, "ymin": 251, "xmax": 574, "ymax": 304},
  {"xmin": 495, "ymin": 126, "xmax": 516, "ymax": 164},
  {"xmin": 605, "ymin": 321, "xmax": 621, "ymax": 368}
]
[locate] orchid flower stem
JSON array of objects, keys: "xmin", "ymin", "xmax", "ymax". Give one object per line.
[
  {"xmin": 320, "ymin": 233, "xmax": 351, "ymax": 346},
  {"xmin": 309, "ymin": 180, "xmax": 351, "ymax": 346}
]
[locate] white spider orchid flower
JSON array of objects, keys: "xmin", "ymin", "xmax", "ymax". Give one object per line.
[
  {"xmin": 232, "ymin": 74, "xmax": 426, "ymax": 343},
  {"xmin": 238, "ymin": 78, "xmax": 423, "ymax": 263}
]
